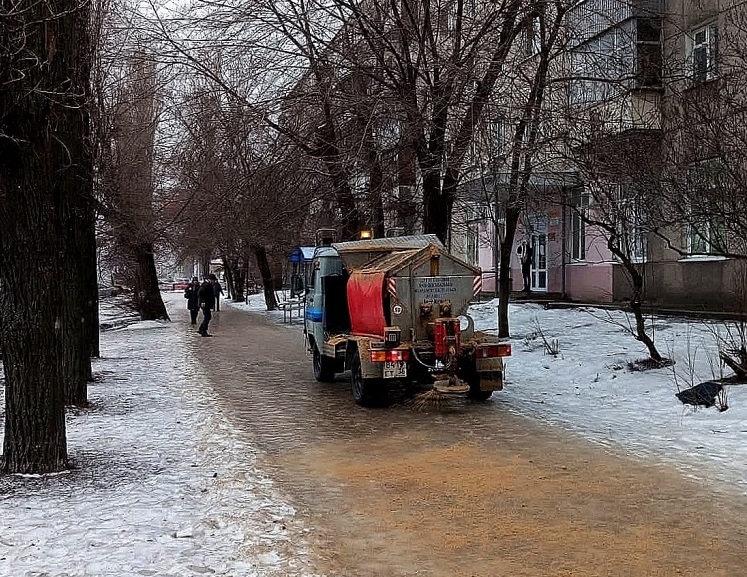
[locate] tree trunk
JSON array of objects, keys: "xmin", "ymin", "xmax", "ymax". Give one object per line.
[
  {"xmin": 252, "ymin": 244, "xmax": 278, "ymax": 310},
  {"xmin": 225, "ymin": 257, "xmax": 246, "ymax": 302},
  {"xmin": 85, "ymin": 214, "xmax": 100, "ymax": 359},
  {"xmin": 422, "ymin": 169, "xmax": 450, "ymax": 243},
  {"xmin": 369, "ymin": 151, "xmax": 386, "ymax": 239},
  {"xmin": 627, "ymin": 267, "xmax": 663, "ymax": 362},
  {"xmin": 62, "ymin": 210, "xmax": 93, "ymax": 406},
  {"xmin": 497, "ymin": 208, "xmax": 520, "ymax": 338},
  {"xmin": 222, "ymin": 256, "xmax": 234, "ymax": 299},
  {"xmin": 200, "ymin": 254, "xmax": 212, "ymax": 279},
  {"xmin": 630, "ymin": 296, "xmax": 663, "ymax": 363},
  {"xmin": 0, "ymin": 175, "xmax": 69, "ymax": 473},
  {"xmin": 61, "ymin": 83, "xmax": 95, "ymax": 405},
  {"xmin": 315, "ymin": 119, "xmax": 363, "ymax": 240},
  {"xmin": 0, "ymin": 0, "xmax": 88, "ymax": 472},
  {"xmin": 132, "ymin": 242, "xmax": 170, "ymax": 320},
  {"xmin": 49, "ymin": 1, "xmax": 94, "ymax": 406},
  {"xmin": 605, "ymin": 235, "xmax": 663, "ymax": 362},
  {"xmin": 396, "ymin": 137, "xmax": 419, "ymax": 234}
]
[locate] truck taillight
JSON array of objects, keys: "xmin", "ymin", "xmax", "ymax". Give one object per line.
[
  {"xmin": 478, "ymin": 343, "xmax": 512, "ymax": 358},
  {"xmin": 370, "ymin": 349, "xmax": 410, "ymax": 362}
]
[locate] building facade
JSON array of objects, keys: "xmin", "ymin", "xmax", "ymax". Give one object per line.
[{"xmin": 459, "ymin": 0, "xmax": 746, "ymax": 312}]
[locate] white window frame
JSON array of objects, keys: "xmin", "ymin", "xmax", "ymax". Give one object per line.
[
  {"xmin": 571, "ymin": 193, "xmax": 590, "ymax": 261},
  {"xmin": 686, "ymin": 22, "xmax": 718, "ymax": 83}
]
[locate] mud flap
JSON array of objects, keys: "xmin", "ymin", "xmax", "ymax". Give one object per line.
[
  {"xmin": 476, "ymin": 357, "xmax": 504, "ymax": 391},
  {"xmin": 479, "ymin": 371, "xmax": 504, "ymax": 391}
]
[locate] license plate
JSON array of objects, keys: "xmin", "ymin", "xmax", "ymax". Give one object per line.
[{"xmin": 383, "ymin": 360, "xmax": 407, "ymax": 379}]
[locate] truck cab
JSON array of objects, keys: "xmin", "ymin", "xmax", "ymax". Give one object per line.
[{"xmin": 305, "ymin": 246, "xmax": 348, "ymax": 374}]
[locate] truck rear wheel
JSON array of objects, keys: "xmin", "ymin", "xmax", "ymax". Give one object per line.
[
  {"xmin": 351, "ymin": 352, "xmax": 385, "ymax": 406},
  {"xmin": 466, "ymin": 374, "xmax": 493, "ymax": 401},
  {"xmin": 313, "ymin": 345, "xmax": 335, "ymax": 382}
]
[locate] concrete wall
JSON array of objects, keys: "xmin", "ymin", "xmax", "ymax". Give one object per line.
[{"xmin": 613, "ymin": 258, "xmax": 744, "ymax": 311}]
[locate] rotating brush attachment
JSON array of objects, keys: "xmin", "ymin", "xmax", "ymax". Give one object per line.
[{"xmin": 407, "ymin": 374, "xmax": 469, "ymax": 412}]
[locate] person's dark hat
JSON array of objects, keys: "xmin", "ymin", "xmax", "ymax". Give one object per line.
[
  {"xmin": 192, "ymin": 276, "xmax": 199, "ymax": 281},
  {"xmin": 208, "ymin": 273, "xmax": 217, "ymax": 281}
]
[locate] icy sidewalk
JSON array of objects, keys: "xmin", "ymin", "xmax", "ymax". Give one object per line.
[
  {"xmin": 0, "ymin": 298, "xmax": 317, "ymax": 577},
  {"xmin": 231, "ymin": 292, "xmax": 747, "ymax": 495}
]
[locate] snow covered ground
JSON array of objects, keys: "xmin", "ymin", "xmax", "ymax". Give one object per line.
[
  {"xmin": 472, "ymin": 300, "xmax": 747, "ymax": 494},
  {"xmin": 1, "ymin": 289, "xmax": 746, "ymax": 576},
  {"xmin": 0, "ymin": 294, "xmax": 317, "ymax": 577}
]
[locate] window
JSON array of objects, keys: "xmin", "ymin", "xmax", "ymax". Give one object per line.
[
  {"xmin": 569, "ymin": 25, "xmax": 634, "ymax": 105},
  {"xmin": 636, "ymin": 18, "xmax": 662, "ymax": 87},
  {"xmin": 491, "ymin": 117, "xmax": 505, "ymax": 156},
  {"xmin": 571, "ymin": 191, "xmax": 590, "ymax": 260},
  {"xmin": 686, "ymin": 159, "xmax": 727, "ymax": 255},
  {"xmin": 688, "ymin": 220, "xmax": 725, "ymax": 255},
  {"xmin": 524, "ymin": 14, "xmax": 542, "ymax": 57},
  {"xmin": 687, "ymin": 22, "xmax": 718, "ymax": 83},
  {"xmin": 618, "ymin": 203, "xmax": 647, "ymax": 260}
]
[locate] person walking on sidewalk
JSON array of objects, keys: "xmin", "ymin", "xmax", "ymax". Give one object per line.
[
  {"xmin": 197, "ymin": 274, "xmax": 217, "ymax": 337},
  {"xmin": 213, "ymin": 279, "xmax": 224, "ymax": 311},
  {"xmin": 184, "ymin": 277, "xmax": 201, "ymax": 325}
]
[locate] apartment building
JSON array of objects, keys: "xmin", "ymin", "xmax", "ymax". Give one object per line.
[{"xmin": 462, "ymin": 0, "xmax": 745, "ymax": 311}]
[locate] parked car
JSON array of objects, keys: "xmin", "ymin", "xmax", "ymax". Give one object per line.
[
  {"xmin": 172, "ymin": 278, "xmax": 191, "ymax": 291},
  {"xmin": 158, "ymin": 278, "xmax": 174, "ymax": 291}
]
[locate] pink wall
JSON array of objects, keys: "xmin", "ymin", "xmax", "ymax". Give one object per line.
[
  {"xmin": 477, "ymin": 204, "xmax": 616, "ymax": 302},
  {"xmin": 565, "ymin": 263, "xmax": 614, "ymax": 302}
]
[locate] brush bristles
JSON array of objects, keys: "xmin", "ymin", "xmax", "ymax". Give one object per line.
[{"xmin": 407, "ymin": 388, "xmax": 452, "ymax": 412}]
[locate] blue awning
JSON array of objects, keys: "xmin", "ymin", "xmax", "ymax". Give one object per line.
[{"xmin": 289, "ymin": 246, "xmax": 315, "ymax": 263}]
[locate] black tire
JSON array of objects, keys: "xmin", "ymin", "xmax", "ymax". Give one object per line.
[
  {"xmin": 313, "ymin": 345, "xmax": 335, "ymax": 382},
  {"xmin": 466, "ymin": 373, "xmax": 493, "ymax": 401},
  {"xmin": 351, "ymin": 352, "xmax": 386, "ymax": 406}
]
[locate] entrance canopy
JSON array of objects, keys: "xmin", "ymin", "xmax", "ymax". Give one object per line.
[{"xmin": 289, "ymin": 246, "xmax": 315, "ymax": 263}]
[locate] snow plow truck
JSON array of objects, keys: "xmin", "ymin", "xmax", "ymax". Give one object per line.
[{"xmin": 304, "ymin": 233, "xmax": 511, "ymax": 406}]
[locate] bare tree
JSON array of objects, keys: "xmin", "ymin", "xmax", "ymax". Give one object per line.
[
  {"xmin": 169, "ymin": 81, "xmax": 314, "ymax": 309},
  {"xmin": 0, "ymin": 0, "xmax": 95, "ymax": 472},
  {"xmin": 135, "ymin": 0, "xmax": 569, "ymax": 247},
  {"xmin": 98, "ymin": 48, "xmax": 170, "ymax": 320},
  {"xmin": 566, "ymin": 165, "xmax": 666, "ymax": 362},
  {"xmin": 458, "ymin": 1, "xmax": 569, "ymax": 337}
]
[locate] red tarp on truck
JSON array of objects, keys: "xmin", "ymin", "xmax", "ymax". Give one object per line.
[{"xmin": 347, "ymin": 271, "xmax": 386, "ymax": 337}]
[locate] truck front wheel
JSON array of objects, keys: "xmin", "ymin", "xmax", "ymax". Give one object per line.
[
  {"xmin": 313, "ymin": 345, "xmax": 335, "ymax": 382},
  {"xmin": 351, "ymin": 352, "xmax": 385, "ymax": 406}
]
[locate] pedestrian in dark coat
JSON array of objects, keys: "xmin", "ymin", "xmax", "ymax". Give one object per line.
[
  {"xmin": 184, "ymin": 277, "xmax": 201, "ymax": 325},
  {"xmin": 518, "ymin": 240, "xmax": 533, "ymax": 293},
  {"xmin": 197, "ymin": 274, "xmax": 217, "ymax": 336},
  {"xmin": 213, "ymin": 280, "xmax": 224, "ymax": 311}
]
